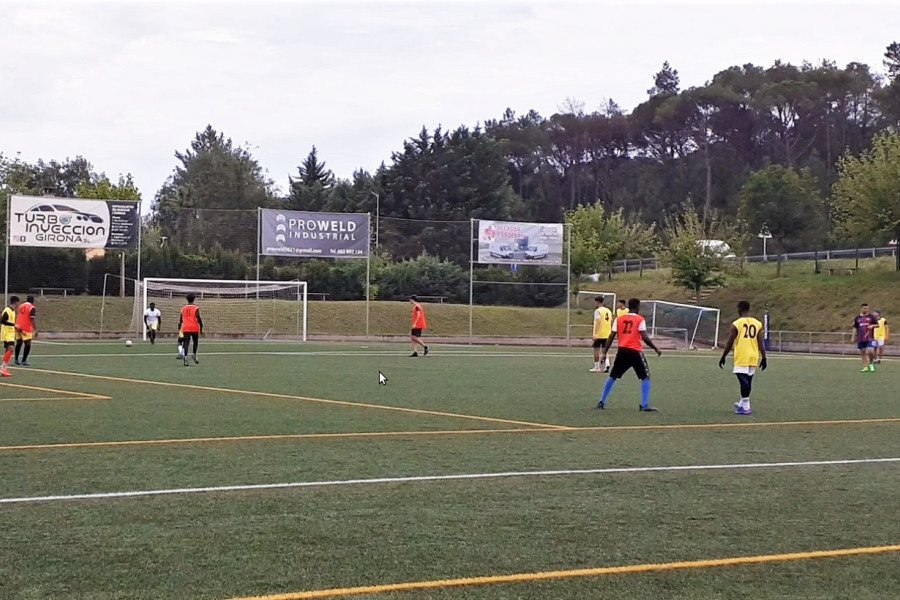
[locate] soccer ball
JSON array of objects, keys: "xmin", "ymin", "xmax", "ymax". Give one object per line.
[{"xmin": 125, "ymin": 340, "xmax": 133, "ymax": 347}]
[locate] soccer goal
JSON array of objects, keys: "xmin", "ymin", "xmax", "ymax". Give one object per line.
[
  {"xmin": 642, "ymin": 300, "xmax": 720, "ymax": 349},
  {"xmin": 134, "ymin": 278, "xmax": 308, "ymax": 341}
]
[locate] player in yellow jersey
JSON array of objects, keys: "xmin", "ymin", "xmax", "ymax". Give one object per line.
[
  {"xmin": 1, "ymin": 296, "xmax": 21, "ymax": 377},
  {"xmin": 590, "ymin": 296, "xmax": 613, "ymax": 372},
  {"xmin": 873, "ymin": 310, "xmax": 888, "ymax": 365},
  {"xmin": 719, "ymin": 301, "xmax": 767, "ymax": 415},
  {"xmin": 616, "ymin": 299, "xmax": 629, "ymax": 320}
]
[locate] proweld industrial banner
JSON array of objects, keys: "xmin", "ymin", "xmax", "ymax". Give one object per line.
[
  {"xmin": 477, "ymin": 220, "xmax": 564, "ymax": 265},
  {"xmin": 260, "ymin": 209, "xmax": 369, "ymax": 258},
  {"xmin": 9, "ymin": 195, "xmax": 139, "ymax": 249}
]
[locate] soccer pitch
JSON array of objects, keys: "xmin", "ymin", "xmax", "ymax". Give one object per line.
[{"xmin": 0, "ymin": 342, "xmax": 898, "ymax": 600}]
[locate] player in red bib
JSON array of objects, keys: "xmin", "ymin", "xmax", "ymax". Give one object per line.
[
  {"xmin": 178, "ymin": 294, "xmax": 203, "ymax": 366},
  {"xmin": 409, "ymin": 295, "xmax": 429, "ymax": 357},
  {"xmin": 599, "ymin": 298, "xmax": 662, "ymax": 411}
]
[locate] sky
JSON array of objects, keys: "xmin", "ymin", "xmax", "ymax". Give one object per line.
[{"xmin": 2, "ymin": 0, "xmax": 898, "ymax": 203}]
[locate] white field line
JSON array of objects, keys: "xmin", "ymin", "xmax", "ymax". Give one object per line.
[
  {"xmin": 2, "ymin": 457, "xmax": 897, "ymax": 505},
  {"xmin": 18, "ymin": 350, "xmax": 871, "ymax": 361}
]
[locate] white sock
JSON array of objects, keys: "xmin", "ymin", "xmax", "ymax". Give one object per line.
[
  {"xmin": 594, "ymin": 361, "xmax": 600, "ymax": 369},
  {"xmin": 741, "ymin": 398, "xmax": 751, "ymax": 410},
  {"xmin": 605, "ymin": 358, "xmax": 610, "ymax": 368}
]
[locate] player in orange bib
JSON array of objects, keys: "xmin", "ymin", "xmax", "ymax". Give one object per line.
[
  {"xmin": 14, "ymin": 294, "xmax": 36, "ymax": 366},
  {"xmin": 409, "ymin": 295, "xmax": 429, "ymax": 357},
  {"xmin": 599, "ymin": 298, "xmax": 662, "ymax": 411},
  {"xmin": 178, "ymin": 293, "xmax": 203, "ymax": 366}
]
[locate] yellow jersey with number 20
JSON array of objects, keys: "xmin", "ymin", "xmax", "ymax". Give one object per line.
[{"xmin": 732, "ymin": 317, "xmax": 763, "ymax": 368}]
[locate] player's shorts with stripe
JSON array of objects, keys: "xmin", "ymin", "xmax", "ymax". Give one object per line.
[
  {"xmin": 857, "ymin": 341, "xmax": 876, "ymax": 350},
  {"xmin": 592, "ymin": 338, "xmax": 607, "ymax": 349},
  {"xmin": 609, "ymin": 348, "xmax": 649, "ymax": 380},
  {"xmin": 733, "ymin": 366, "xmax": 757, "ymax": 376}
]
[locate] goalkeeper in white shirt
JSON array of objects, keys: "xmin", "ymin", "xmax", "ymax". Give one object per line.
[{"xmin": 143, "ymin": 303, "xmax": 162, "ymax": 345}]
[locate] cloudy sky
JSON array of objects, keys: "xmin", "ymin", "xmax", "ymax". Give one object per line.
[{"xmin": 2, "ymin": 0, "xmax": 898, "ymax": 202}]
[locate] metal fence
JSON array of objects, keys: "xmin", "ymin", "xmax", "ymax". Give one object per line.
[
  {"xmin": 768, "ymin": 330, "xmax": 896, "ymax": 356},
  {"xmin": 609, "ymin": 246, "xmax": 897, "ymax": 274}
]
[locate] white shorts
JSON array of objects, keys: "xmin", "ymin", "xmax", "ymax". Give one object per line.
[
  {"xmin": 149, "ymin": 322, "xmax": 158, "ymax": 331},
  {"xmin": 733, "ymin": 366, "xmax": 757, "ymax": 376},
  {"xmin": 876, "ymin": 339, "xmax": 885, "ymax": 347}
]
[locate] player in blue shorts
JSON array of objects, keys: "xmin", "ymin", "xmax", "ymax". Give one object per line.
[{"xmin": 852, "ymin": 303, "xmax": 879, "ymax": 373}]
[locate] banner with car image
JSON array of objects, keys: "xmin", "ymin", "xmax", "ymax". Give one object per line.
[
  {"xmin": 477, "ymin": 220, "xmax": 564, "ymax": 265},
  {"xmin": 260, "ymin": 209, "xmax": 369, "ymax": 258},
  {"xmin": 9, "ymin": 195, "xmax": 140, "ymax": 249}
]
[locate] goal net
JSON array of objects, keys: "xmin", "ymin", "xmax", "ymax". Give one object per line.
[
  {"xmin": 133, "ymin": 278, "xmax": 308, "ymax": 341},
  {"xmin": 642, "ymin": 300, "xmax": 720, "ymax": 349},
  {"xmin": 570, "ymin": 291, "xmax": 617, "ymax": 340}
]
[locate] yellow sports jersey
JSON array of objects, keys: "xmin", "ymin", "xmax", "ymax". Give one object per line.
[
  {"xmin": 593, "ymin": 307, "xmax": 613, "ymax": 339},
  {"xmin": 1, "ymin": 307, "xmax": 16, "ymax": 343},
  {"xmin": 616, "ymin": 308, "xmax": 629, "ymax": 319},
  {"xmin": 732, "ymin": 317, "xmax": 763, "ymax": 367},
  {"xmin": 875, "ymin": 317, "xmax": 887, "ymax": 341}
]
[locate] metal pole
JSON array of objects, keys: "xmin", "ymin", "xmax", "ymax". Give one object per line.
[
  {"xmin": 4, "ymin": 195, "xmax": 10, "ymax": 302},
  {"xmin": 100, "ymin": 273, "xmax": 107, "ymax": 340},
  {"xmin": 256, "ymin": 207, "xmax": 261, "ymax": 336},
  {"xmin": 135, "ymin": 202, "xmax": 142, "ymax": 336},
  {"xmin": 565, "ymin": 223, "xmax": 571, "ymax": 347},
  {"xmin": 370, "ymin": 192, "xmax": 380, "ymax": 249},
  {"xmin": 469, "ymin": 218, "xmax": 474, "ymax": 343},
  {"xmin": 366, "ymin": 212, "xmax": 371, "ymax": 338}
]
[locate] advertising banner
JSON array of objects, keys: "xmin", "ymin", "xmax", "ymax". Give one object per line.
[
  {"xmin": 9, "ymin": 195, "xmax": 139, "ymax": 249},
  {"xmin": 477, "ymin": 220, "xmax": 564, "ymax": 265},
  {"xmin": 260, "ymin": 209, "xmax": 369, "ymax": 258}
]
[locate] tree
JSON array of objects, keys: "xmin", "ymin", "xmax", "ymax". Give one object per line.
[
  {"xmin": 832, "ymin": 131, "xmax": 900, "ymax": 270},
  {"xmin": 647, "ymin": 61, "xmax": 680, "ymax": 96},
  {"xmin": 379, "ymin": 125, "xmax": 521, "ymax": 264},
  {"xmin": 738, "ymin": 165, "xmax": 826, "ymax": 253},
  {"xmin": 659, "ymin": 204, "xmax": 734, "ymax": 302},
  {"xmin": 152, "ymin": 126, "xmax": 275, "ymax": 253},
  {"xmin": 884, "ymin": 41, "xmax": 900, "ymax": 80},
  {"xmin": 76, "ymin": 174, "xmax": 142, "ymax": 201},
  {"xmin": 287, "ymin": 146, "xmax": 335, "ymax": 211},
  {"xmin": 566, "ymin": 203, "xmax": 656, "ymax": 278}
]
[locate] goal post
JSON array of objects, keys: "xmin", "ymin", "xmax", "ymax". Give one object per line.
[
  {"xmin": 641, "ymin": 299, "xmax": 720, "ymax": 349},
  {"xmin": 136, "ymin": 278, "xmax": 308, "ymax": 342}
]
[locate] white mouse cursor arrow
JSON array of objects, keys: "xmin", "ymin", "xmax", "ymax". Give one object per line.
[{"xmin": 378, "ymin": 371, "xmax": 388, "ymax": 385}]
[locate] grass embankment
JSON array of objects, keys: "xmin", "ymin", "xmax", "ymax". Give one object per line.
[
  {"xmin": 581, "ymin": 256, "xmax": 900, "ymax": 332},
  {"xmin": 20, "ymin": 256, "xmax": 900, "ymax": 336}
]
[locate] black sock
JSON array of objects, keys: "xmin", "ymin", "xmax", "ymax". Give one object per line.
[
  {"xmin": 736, "ymin": 374, "xmax": 753, "ymax": 398},
  {"xmin": 22, "ymin": 343, "xmax": 30, "ymax": 362},
  {"xmin": 14, "ymin": 341, "xmax": 22, "ymax": 361}
]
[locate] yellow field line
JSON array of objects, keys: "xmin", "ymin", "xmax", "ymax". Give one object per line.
[
  {"xmin": 225, "ymin": 544, "xmax": 900, "ymax": 600},
  {"xmin": 0, "ymin": 381, "xmax": 109, "ymax": 401},
  {"xmin": 26, "ymin": 368, "xmax": 565, "ymax": 430},
  {"xmin": 2, "ymin": 417, "xmax": 898, "ymax": 453},
  {"xmin": 0, "ymin": 397, "xmax": 111, "ymax": 403}
]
